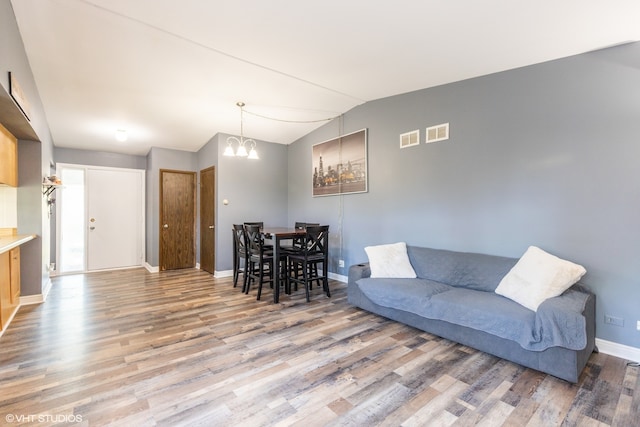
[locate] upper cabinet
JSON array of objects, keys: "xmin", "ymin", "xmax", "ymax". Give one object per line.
[{"xmin": 0, "ymin": 123, "xmax": 18, "ymax": 187}]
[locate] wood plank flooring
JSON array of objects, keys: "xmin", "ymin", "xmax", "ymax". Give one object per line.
[{"xmin": 0, "ymin": 268, "xmax": 638, "ymax": 426}]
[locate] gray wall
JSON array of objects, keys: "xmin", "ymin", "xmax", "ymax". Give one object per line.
[
  {"xmin": 288, "ymin": 42, "xmax": 640, "ymax": 349},
  {"xmin": 195, "ymin": 134, "xmax": 217, "ymax": 266},
  {"xmin": 51, "ymin": 147, "xmax": 147, "ymax": 263},
  {"xmin": 1, "ymin": 0, "xmax": 55, "ymax": 297},
  {"xmin": 51, "ymin": 137, "xmax": 288, "ymax": 273},
  {"xmin": 55, "ymin": 147, "xmax": 147, "ymax": 170},
  {"xmin": 145, "ymin": 147, "xmax": 198, "ymax": 267},
  {"xmin": 215, "ymin": 133, "xmax": 289, "ymax": 271}
]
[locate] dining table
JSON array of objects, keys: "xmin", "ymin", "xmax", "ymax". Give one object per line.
[{"xmin": 261, "ymin": 227, "xmax": 306, "ymax": 303}]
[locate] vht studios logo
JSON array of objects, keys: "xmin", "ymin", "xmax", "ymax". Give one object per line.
[{"xmin": 5, "ymin": 413, "xmax": 83, "ymax": 423}]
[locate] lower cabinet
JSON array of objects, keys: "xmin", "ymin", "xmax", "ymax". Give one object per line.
[{"xmin": 0, "ymin": 247, "xmax": 20, "ymax": 330}]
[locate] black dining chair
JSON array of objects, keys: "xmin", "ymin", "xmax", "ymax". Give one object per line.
[
  {"xmin": 281, "ymin": 222, "xmax": 320, "ymax": 283},
  {"xmin": 286, "ymin": 225, "xmax": 330, "ymax": 302},
  {"xmin": 244, "ymin": 224, "xmax": 286, "ymax": 301},
  {"xmin": 244, "ymin": 221, "xmax": 272, "ymax": 250},
  {"xmin": 232, "ymin": 224, "xmax": 249, "ymax": 290}
]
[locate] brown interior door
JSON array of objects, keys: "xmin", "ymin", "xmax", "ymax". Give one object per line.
[
  {"xmin": 160, "ymin": 169, "xmax": 196, "ymax": 271},
  {"xmin": 200, "ymin": 166, "xmax": 215, "ymax": 274}
]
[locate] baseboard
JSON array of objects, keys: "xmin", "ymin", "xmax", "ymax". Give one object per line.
[
  {"xmin": 42, "ymin": 277, "xmax": 52, "ymax": 301},
  {"xmin": 214, "ymin": 269, "xmax": 233, "ymax": 278},
  {"xmin": 595, "ymin": 338, "xmax": 640, "ymax": 363},
  {"xmin": 3, "ymin": 282, "xmax": 51, "ymax": 337},
  {"xmin": 144, "ymin": 262, "xmax": 159, "ymax": 273},
  {"xmin": 329, "ymin": 272, "xmax": 347, "ymax": 283},
  {"xmin": 20, "ymin": 294, "xmax": 43, "ymax": 305}
]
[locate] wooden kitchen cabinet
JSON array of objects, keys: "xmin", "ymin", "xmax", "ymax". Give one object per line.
[
  {"xmin": 0, "ymin": 247, "xmax": 20, "ymax": 330},
  {"xmin": 0, "ymin": 123, "xmax": 18, "ymax": 187}
]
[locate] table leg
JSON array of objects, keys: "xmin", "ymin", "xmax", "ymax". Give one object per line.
[{"xmin": 273, "ymin": 235, "xmax": 280, "ymax": 303}]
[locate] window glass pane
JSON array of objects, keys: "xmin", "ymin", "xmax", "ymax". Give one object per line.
[{"xmin": 59, "ymin": 168, "xmax": 85, "ymax": 272}]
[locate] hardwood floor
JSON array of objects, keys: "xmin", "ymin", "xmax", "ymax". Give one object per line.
[{"xmin": 0, "ymin": 268, "xmax": 637, "ymax": 426}]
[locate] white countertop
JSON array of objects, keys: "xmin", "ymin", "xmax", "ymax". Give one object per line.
[{"xmin": 0, "ymin": 234, "xmax": 36, "ymax": 254}]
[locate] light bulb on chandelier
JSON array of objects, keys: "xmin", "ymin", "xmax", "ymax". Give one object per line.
[{"xmin": 224, "ymin": 102, "xmax": 259, "ymax": 159}]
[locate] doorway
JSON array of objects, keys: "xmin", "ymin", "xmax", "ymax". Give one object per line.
[
  {"xmin": 57, "ymin": 165, "xmax": 145, "ymax": 273},
  {"xmin": 200, "ymin": 166, "xmax": 215, "ymax": 274},
  {"xmin": 159, "ymin": 169, "xmax": 196, "ymax": 271}
]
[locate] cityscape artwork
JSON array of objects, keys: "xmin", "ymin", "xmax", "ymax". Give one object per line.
[{"xmin": 312, "ymin": 129, "xmax": 367, "ymax": 197}]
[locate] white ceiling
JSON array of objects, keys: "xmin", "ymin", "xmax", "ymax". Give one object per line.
[{"xmin": 10, "ymin": 0, "xmax": 640, "ymax": 155}]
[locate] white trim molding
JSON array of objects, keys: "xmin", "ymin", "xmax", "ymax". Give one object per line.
[
  {"xmin": 596, "ymin": 338, "xmax": 640, "ymax": 363},
  {"xmin": 20, "ymin": 294, "xmax": 44, "ymax": 305},
  {"xmin": 144, "ymin": 262, "xmax": 159, "ymax": 273},
  {"xmin": 329, "ymin": 272, "xmax": 347, "ymax": 283},
  {"xmin": 214, "ymin": 269, "xmax": 233, "ymax": 279}
]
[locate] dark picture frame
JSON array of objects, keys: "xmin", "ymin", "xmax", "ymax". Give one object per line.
[
  {"xmin": 8, "ymin": 72, "xmax": 31, "ymax": 121},
  {"xmin": 312, "ymin": 128, "xmax": 367, "ymax": 197}
]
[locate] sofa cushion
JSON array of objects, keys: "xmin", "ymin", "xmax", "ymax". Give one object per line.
[
  {"xmin": 495, "ymin": 246, "xmax": 586, "ymax": 311},
  {"xmin": 407, "ymin": 246, "xmax": 517, "ymax": 292},
  {"xmin": 428, "ymin": 287, "xmax": 588, "ymax": 351},
  {"xmin": 365, "ymin": 242, "xmax": 416, "ymax": 278},
  {"xmin": 356, "ymin": 277, "xmax": 451, "ymax": 315}
]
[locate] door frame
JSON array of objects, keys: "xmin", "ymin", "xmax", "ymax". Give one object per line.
[
  {"xmin": 55, "ymin": 163, "xmax": 146, "ymax": 274},
  {"xmin": 199, "ymin": 166, "xmax": 216, "ymax": 274}
]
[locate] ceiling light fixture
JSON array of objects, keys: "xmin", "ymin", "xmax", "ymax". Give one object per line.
[
  {"xmin": 115, "ymin": 129, "xmax": 128, "ymax": 142},
  {"xmin": 224, "ymin": 102, "xmax": 258, "ymax": 159}
]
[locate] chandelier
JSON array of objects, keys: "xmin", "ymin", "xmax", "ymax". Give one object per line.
[{"xmin": 224, "ymin": 101, "xmax": 259, "ymax": 159}]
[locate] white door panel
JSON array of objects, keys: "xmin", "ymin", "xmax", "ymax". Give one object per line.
[{"xmin": 87, "ymin": 169, "xmax": 143, "ymax": 271}]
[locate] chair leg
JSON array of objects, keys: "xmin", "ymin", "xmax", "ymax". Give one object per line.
[
  {"xmin": 257, "ymin": 261, "xmax": 264, "ymax": 300},
  {"xmin": 245, "ymin": 260, "xmax": 255, "ymax": 294},
  {"xmin": 233, "ymin": 254, "xmax": 239, "ymax": 287},
  {"xmin": 324, "ymin": 276, "xmax": 330, "ymax": 297},
  {"xmin": 241, "ymin": 259, "xmax": 249, "ymax": 293},
  {"xmin": 284, "ymin": 259, "xmax": 291, "ymax": 295},
  {"xmin": 303, "ymin": 261, "xmax": 310, "ymax": 303}
]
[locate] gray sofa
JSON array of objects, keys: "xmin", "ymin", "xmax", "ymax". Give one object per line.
[{"xmin": 347, "ymin": 245, "xmax": 596, "ymax": 383}]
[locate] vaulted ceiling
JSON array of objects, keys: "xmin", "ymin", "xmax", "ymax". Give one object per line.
[{"xmin": 11, "ymin": 0, "xmax": 640, "ymax": 155}]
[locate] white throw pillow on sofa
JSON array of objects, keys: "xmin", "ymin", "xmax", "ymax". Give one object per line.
[
  {"xmin": 495, "ymin": 246, "xmax": 586, "ymax": 311},
  {"xmin": 365, "ymin": 242, "xmax": 417, "ymax": 278}
]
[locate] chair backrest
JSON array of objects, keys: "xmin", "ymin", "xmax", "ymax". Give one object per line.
[
  {"xmin": 233, "ymin": 224, "xmax": 248, "ymax": 254},
  {"xmin": 292, "ymin": 222, "xmax": 319, "ymax": 248},
  {"xmin": 244, "ymin": 222, "xmax": 264, "ymax": 228},
  {"xmin": 304, "ymin": 225, "xmax": 329, "ymax": 256},
  {"xmin": 294, "ymin": 222, "xmax": 319, "ymax": 230},
  {"xmin": 245, "ymin": 224, "xmax": 265, "ymax": 255}
]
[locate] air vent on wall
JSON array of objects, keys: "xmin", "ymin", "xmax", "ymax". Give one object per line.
[
  {"xmin": 425, "ymin": 123, "xmax": 449, "ymax": 143},
  {"xmin": 400, "ymin": 130, "xmax": 420, "ymax": 148}
]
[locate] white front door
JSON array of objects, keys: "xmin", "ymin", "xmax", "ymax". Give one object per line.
[
  {"xmin": 57, "ymin": 165, "xmax": 145, "ymax": 273},
  {"xmin": 87, "ymin": 168, "xmax": 144, "ymax": 271}
]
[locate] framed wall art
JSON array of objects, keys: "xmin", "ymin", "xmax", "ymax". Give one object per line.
[
  {"xmin": 312, "ymin": 128, "xmax": 367, "ymax": 197},
  {"xmin": 8, "ymin": 72, "xmax": 31, "ymax": 121}
]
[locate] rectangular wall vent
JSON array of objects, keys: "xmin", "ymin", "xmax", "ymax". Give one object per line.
[
  {"xmin": 400, "ymin": 130, "xmax": 420, "ymax": 149},
  {"xmin": 425, "ymin": 123, "xmax": 449, "ymax": 143}
]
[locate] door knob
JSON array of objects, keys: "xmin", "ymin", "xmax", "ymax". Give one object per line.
[
  {"xmin": 209, "ymin": 225, "xmax": 214, "ymax": 229},
  {"xmin": 163, "ymin": 224, "xmax": 169, "ymax": 229}
]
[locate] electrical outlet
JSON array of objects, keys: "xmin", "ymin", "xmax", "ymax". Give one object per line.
[
  {"xmin": 637, "ymin": 320, "xmax": 640, "ymax": 331},
  {"xmin": 604, "ymin": 315, "xmax": 624, "ymax": 327},
  {"xmin": 338, "ymin": 259, "xmax": 345, "ymax": 268}
]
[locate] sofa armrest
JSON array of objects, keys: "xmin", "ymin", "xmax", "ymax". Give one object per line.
[{"xmin": 348, "ymin": 262, "xmax": 371, "ymax": 285}]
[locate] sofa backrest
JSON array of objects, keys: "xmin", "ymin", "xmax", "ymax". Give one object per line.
[{"xmin": 407, "ymin": 246, "xmax": 518, "ymax": 292}]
